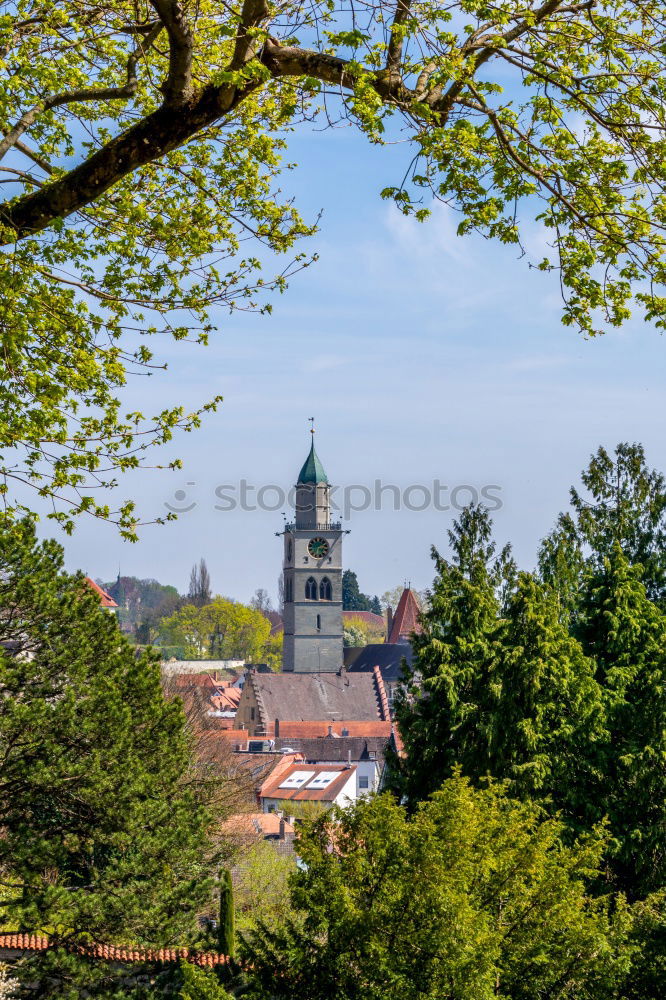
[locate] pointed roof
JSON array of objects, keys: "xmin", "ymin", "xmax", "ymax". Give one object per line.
[
  {"xmin": 84, "ymin": 577, "xmax": 118, "ymax": 609},
  {"xmin": 387, "ymin": 588, "xmax": 422, "ymax": 644},
  {"xmin": 297, "ymin": 439, "xmax": 328, "ymax": 484}
]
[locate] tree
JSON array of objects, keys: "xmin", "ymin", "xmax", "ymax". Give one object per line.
[
  {"xmin": 3, "ymin": 4, "xmax": 664, "ymax": 533},
  {"xmin": 553, "ymin": 444, "xmax": 666, "ymax": 607},
  {"xmin": 218, "ymin": 870, "xmax": 235, "ymax": 958},
  {"xmin": 160, "ymin": 597, "xmax": 271, "ymax": 661},
  {"xmin": 250, "ymin": 588, "xmax": 273, "ymax": 616},
  {"xmin": 179, "ymin": 962, "xmax": 233, "ymax": 1000},
  {"xmin": 233, "ymin": 840, "xmax": 295, "ymax": 939},
  {"xmin": 577, "ymin": 548, "xmax": 666, "ymax": 899},
  {"xmin": 0, "ymin": 520, "xmax": 222, "ymax": 994},
  {"xmin": 242, "ymin": 776, "xmax": 633, "ymax": 1000},
  {"xmin": 189, "ymin": 559, "xmax": 213, "ymax": 607},
  {"xmin": 343, "ymin": 623, "xmax": 367, "ymax": 647},
  {"xmin": 392, "ymin": 506, "xmax": 504, "ymax": 803}
]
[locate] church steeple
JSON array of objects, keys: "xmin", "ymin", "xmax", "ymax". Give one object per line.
[
  {"xmin": 297, "ymin": 439, "xmax": 328, "ymax": 484},
  {"xmin": 281, "ymin": 427, "xmax": 343, "ymax": 673}
]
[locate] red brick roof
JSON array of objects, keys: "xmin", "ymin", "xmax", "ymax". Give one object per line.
[
  {"xmin": 388, "ymin": 588, "xmax": 422, "ymax": 644},
  {"xmin": 84, "ymin": 577, "xmax": 118, "ymax": 609},
  {"xmin": 0, "ymin": 933, "xmax": 227, "ymax": 967}
]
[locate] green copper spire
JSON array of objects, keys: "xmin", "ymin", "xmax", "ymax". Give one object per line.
[{"xmin": 297, "ymin": 438, "xmax": 328, "ymax": 484}]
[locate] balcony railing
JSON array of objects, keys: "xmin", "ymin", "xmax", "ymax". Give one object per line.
[{"xmin": 283, "ymin": 521, "xmax": 342, "ymax": 532}]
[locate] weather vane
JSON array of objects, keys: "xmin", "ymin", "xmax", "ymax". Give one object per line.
[{"xmin": 308, "ymin": 416, "xmax": 315, "ymax": 436}]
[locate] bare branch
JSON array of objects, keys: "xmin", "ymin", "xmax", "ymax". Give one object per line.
[{"xmin": 15, "ymin": 140, "xmax": 53, "ymax": 175}]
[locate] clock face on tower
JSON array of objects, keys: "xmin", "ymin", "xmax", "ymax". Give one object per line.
[{"xmin": 307, "ymin": 537, "xmax": 330, "ymax": 559}]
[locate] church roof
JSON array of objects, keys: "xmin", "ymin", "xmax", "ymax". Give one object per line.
[
  {"xmin": 388, "ymin": 588, "xmax": 422, "ymax": 644},
  {"xmin": 297, "ymin": 439, "xmax": 328, "ymax": 484}
]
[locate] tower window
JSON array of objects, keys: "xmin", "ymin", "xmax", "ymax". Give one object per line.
[
  {"xmin": 319, "ymin": 577, "xmax": 332, "ymax": 601},
  {"xmin": 305, "ymin": 577, "xmax": 318, "ymax": 600},
  {"xmin": 316, "ymin": 614, "xmax": 321, "ymax": 632},
  {"xmin": 285, "ymin": 578, "xmax": 293, "ymax": 603}
]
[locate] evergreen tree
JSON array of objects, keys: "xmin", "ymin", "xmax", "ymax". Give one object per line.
[
  {"xmin": 481, "ymin": 572, "xmax": 605, "ymax": 833},
  {"xmin": 545, "ymin": 444, "xmax": 666, "ymax": 607},
  {"xmin": 577, "ymin": 548, "xmax": 666, "ymax": 898},
  {"xmin": 342, "ymin": 570, "xmax": 371, "ymax": 611},
  {"xmin": 393, "ymin": 506, "xmax": 502, "ymax": 803},
  {"xmin": 370, "ymin": 595, "xmax": 382, "ymax": 616},
  {"xmin": 218, "ymin": 870, "xmax": 235, "ymax": 958},
  {"xmin": 0, "ymin": 521, "xmax": 221, "ymax": 995}
]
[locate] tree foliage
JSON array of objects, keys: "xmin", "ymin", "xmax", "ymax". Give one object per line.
[
  {"xmin": 242, "ymin": 777, "xmax": 634, "ymax": 1000},
  {"xmin": 0, "ymin": 520, "xmax": 223, "ymax": 994},
  {"xmin": 3, "ymin": 2, "xmax": 665, "ymax": 531},
  {"xmin": 159, "ymin": 596, "xmax": 272, "ymax": 661},
  {"xmin": 394, "ymin": 470, "xmax": 666, "ymax": 901}
]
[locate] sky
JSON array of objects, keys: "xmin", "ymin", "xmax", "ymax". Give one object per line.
[{"xmin": 47, "ymin": 123, "xmax": 666, "ymax": 604}]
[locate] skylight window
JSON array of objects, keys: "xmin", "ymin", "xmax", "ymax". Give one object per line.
[
  {"xmin": 306, "ymin": 771, "xmax": 341, "ymax": 789},
  {"xmin": 278, "ymin": 770, "xmax": 315, "ymax": 789}
]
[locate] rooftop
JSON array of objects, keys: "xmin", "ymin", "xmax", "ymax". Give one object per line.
[
  {"xmin": 260, "ymin": 762, "xmax": 356, "ymax": 802},
  {"xmin": 297, "ymin": 438, "xmax": 328, "ymax": 484},
  {"xmin": 388, "ymin": 587, "xmax": 422, "ymax": 644}
]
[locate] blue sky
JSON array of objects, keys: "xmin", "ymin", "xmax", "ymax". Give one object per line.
[{"xmin": 52, "ymin": 124, "xmax": 666, "ymax": 603}]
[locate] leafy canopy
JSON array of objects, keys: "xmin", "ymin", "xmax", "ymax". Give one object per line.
[
  {"xmin": 242, "ymin": 776, "xmax": 634, "ymax": 1000},
  {"xmin": 159, "ymin": 596, "xmax": 273, "ymax": 662},
  {"xmin": 1, "ymin": 2, "xmax": 666, "ymax": 532}
]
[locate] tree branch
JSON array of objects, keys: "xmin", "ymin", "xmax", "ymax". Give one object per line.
[
  {"xmin": 232, "ymin": 0, "xmax": 271, "ymax": 70},
  {"xmin": 149, "ymin": 0, "xmax": 195, "ymax": 105},
  {"xmin": 386, "ymin": 0, "xmax": 412, "ymax": 76}
]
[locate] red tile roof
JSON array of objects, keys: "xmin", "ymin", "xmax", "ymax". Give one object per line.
[
  {"xmin": 260, "ymin": 762, "xmax": 356, "ymax": 802},
  {"xmin": 84, "ymin": 577, "xmax": 118, "ymax": 609},
  {"xmin": 273, "ymin": 720, "xmax": 392, "ymax": 739},
  {"xmin": 387, "ymin": 588, "xmax": 422, "ymax": 644},
  {"xmin": 343, "ymin": 611, "xmax": 385, "ymax": 629},
  {"xmin": 0, "ymin": 933, "xmax": 227, "ymax": 966},
  {"xmin": 221, "ymin": 812, "xmax": 295, "ymax": 838}
]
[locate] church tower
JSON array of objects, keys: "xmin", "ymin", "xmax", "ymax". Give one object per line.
[{"xmin": 281, "ymin": 432, "xmax": 344, "ymax": 673}]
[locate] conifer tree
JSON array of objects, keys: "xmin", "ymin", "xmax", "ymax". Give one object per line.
[
  {"xmin": 577, "ymin": 548, "xmax": 666, "ymax": 898},
  {"xmin": 0, "ymin": 520, "xmax": 221, "ymax": 994},
  {"xmin": 218, "ymin": 870, "xmax": 235, "ymax": 958},
  {"xmin": 481, "ymin": 572, "xmax": 605, "ymax": 833},
  {"xmin": 393, "ymin": 506, "xmax": 503, "ymax": 803}
]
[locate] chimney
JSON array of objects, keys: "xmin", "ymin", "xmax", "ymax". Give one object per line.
[
  {"xmin": 327, "ymin": 724, "xmax": 333, "ymax": 737},
  {"xmin": 347, "ymin": 750, "xmax": 352, "ymax": 768},
  {"xmin": 279, "ymin": 817, "xmax": 286, "ymax": 840},
  {"xmin": 387, "ymin": 606, "xmax": 393, "ymax": 640},
  {"xmin": 275, "ymin": 718, "xmax": 280, "ymax": 737}
]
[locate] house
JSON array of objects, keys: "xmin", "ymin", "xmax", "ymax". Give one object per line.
[
  {"xmin": 260, "ymin": 762, "xmax": 357, "ymax": 812},
  {"xmin": 272, "ymin": 734, "xmax": 388, "ymax": 796},
  {"xmin": 235, "ymin": 667, "xmax": 389, "ymax": 737},
  {"xmin": 84, "ymin": 577, "xmax": 118, "ymax": 612},
  {"xmin": 222, "ymin": 812, "xmax": 295, "ymax": 847}
]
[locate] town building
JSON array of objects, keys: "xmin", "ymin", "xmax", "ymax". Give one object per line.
[
  {"xmin": 235, "ymin": 667, "xmax": 390, "ymax": 737},
  {"xmin": 280, "ymin": 433, "xmax": 344, "ymax": 672},
  {"xmin": 260, "ymin": 762, "xmax": 358, "ymax": 812}
]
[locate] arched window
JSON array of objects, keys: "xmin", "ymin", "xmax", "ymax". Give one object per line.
[
  {"xmin": 319, "ymin": 577, "xmax": 332, "ymax": 601},
  {"xmin": 285, "ymin": 578, "xmax": 293, "ymax": 603},
  {"xmin": 316, "ymin": 614, "xmax": 321, "ymax": 632},
  {"xmin": 305, "ymin": 577, "xmax": 318, "ymax": 600}
]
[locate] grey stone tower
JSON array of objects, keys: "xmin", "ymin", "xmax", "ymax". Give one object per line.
[{"xmin": 281, "ymin": 435, "xmax": 344, "ymax": 673}]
